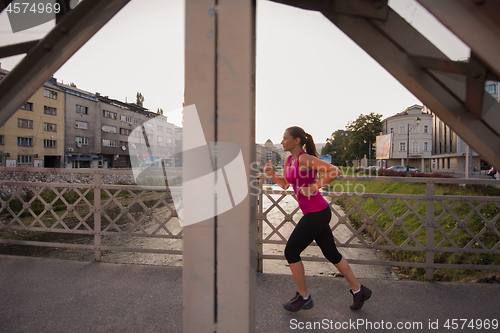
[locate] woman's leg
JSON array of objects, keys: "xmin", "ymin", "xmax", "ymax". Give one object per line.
[
  {"xmin": 285, "ymin": 212, "xmax": 323, "ymax": 297},
  {"xmin": 313, "ymin": 208, "xmax": 361, "ymax": 291},
  {"xmin": 289, "ymin": 261, "xmax": 308, "ymax": 297},
  {"xmin": 333, "ymin": 257, "xmax": 361, "ymax": 292}
]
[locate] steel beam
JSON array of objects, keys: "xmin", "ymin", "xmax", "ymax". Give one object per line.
[
  {"xmin": 319, "ymin": 8, "xmax": 500, "ymax": 171},
  {"xmin": 418, "ymin": 0, "xmax": 500, "ymax": 80},
  {"xmin": 0, "ymin": 0, "xmax": 15, "ymax": 13},
  {"xmin": 271, "ymin": 0, "xmax": 388, "ymax": 20},
  {"xmin": 183, "ymin": 1, "xmax": 217, "ymax": 332},
  {"xmin": 216, "ymin": 1, "xmax": 256, "ymax": 332},
  {"xmin": 0, "ymin": 0, "xmax": 131, "ymax": 127},
  {"xmin": 184, "ymin": 0, "xmax": 256, "ymax": 331},
  {"xmin": 0, "ymin": 40, "xmax": 39, "ymax": 59}
]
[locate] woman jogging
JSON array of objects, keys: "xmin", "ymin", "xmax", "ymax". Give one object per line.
[{"xmin": 264, "ymin": 126, "xmax": 371, "ymax": 312}]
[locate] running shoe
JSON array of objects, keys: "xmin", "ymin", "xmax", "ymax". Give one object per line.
[
  {"xmin": 350, "ymin": 285, "xmax": 372, "ymax": 310},
  {"xmin": 283, "ymin": 292, "xmax": 314, "ymax": 312}
]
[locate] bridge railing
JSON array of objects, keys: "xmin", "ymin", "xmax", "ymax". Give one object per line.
[
  {"xmin": 256, "ymin": 173, "xmax": 500, "ymax": 281},
  {"xmin": 1, "ymin": 167, "xmax": 499, "ymax": 280}
]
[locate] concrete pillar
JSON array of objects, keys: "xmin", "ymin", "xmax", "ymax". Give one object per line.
[{"xmin": 184, "ymin": 1, "xmax": 256, "ymax": 332}]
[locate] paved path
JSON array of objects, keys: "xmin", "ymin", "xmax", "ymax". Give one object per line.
[
  {"xmin": 1, "ymin": 255, "xmax": 499, "ymax": 333},
  {"xmin": 261, "ymin": 188, "xmax": 397, "ymax": 280}
]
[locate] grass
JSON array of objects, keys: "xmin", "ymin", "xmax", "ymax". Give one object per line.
[{"xmin": 331, "ymin": 179, "xmax": 500, "ymax": 281}]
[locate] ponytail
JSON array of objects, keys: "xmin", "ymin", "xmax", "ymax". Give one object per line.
[
  {"xmin": 286, "ymin": 126, "xmax": 320, "ymax": 158},
  {"xmin": 304, "ymin": 132, "xmax": 320, "ymax": 158}
]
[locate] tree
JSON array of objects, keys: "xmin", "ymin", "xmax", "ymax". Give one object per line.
[
  {"xmin": 322, "ymin": 130, "xmax": 349, "ymax": 166},
  {"xmin": 69, "ymin": 82, "xmax": 77, "ymax": 88},
  {"xmin": 157, "ymin": 108, "xmax": 163, "ymax": 115},
  {"xmin": 275, "ymin": 152, "xmax": 282, "ymax": 164},
  {"xmin": 344, "ymin": 112, "xmax": 383, "ymax": 162},
  {"xmin": 136, "ymin": 92, "xmax": 145, "ymax": 106}
]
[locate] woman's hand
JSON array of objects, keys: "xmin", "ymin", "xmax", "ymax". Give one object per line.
[
  {"xmin": 264, "ymin": 160, "xmax": 274, "ymax": 176},
  {"xmin": 300, "ymin": 185, "xmax": 318, "ymax": 197}
]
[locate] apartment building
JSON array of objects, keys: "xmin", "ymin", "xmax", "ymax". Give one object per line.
[
  {"xmin": 256, "ymin": 139, "xmax": 288, "ymax": 168},
  {"xmin": 377, "ymin": 104, "xmax": 433, "ymax": 172},
  {"xmin": 430, "ymin": 109, "xmax": 482, "ymax": 174},
  {"xmin": 428, "ymin": 81, "xmax": 499, "ymax": 174},
  {"xmin": 0, "ymin": 65, "xmax": 180, "ymax": 169},
  {"xmin": 59, "ymin": 83, "xmax": 100, "ymax": 168},
  {"xmin": 0, "ymin": 68, "xmax": 65, "ymax": 168}
]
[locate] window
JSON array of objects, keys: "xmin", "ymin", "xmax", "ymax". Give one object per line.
[
  {"xmin": 44, "ymin": 106, "xmax": 57, "ymax": 115},
  {"xmin": 18, "ymin": 155, "xmax": 32, "ymax": 164},
  {"xmin": 448, "ymin": 158, "xmax": 451, "ymax": 169},
  {"xmin": 102, "ymin": 110, "xmax": 117, "ymax": 119},
  {"xmin": 423, "ymin": 141, "xmax": 429, "ymax": 151},
  {"xmin": 44, "ymin": 89, "xmax": 58, "ymax": 99},
  {"xmin": 166, "ymin": 137, "xmax": 172, "ymax": 143},
  {"xmin": 75, "ymin": 121, "xmax": 88, "ymax": 129},
  {"xmin": 44, "ymin": 123, "xmax": 57, "ymax": 132},
  {"xmin": 157, "ymin": 125, "xmax": 164, "ymax": 132},
  {"xmin": 44, "ymin": 139, "xmax": 57, "ymax": 148},
  {"xmin": 18, "ymin": 118, "xmax": 33, "ymax": 129},
  {"xmin": 18, "ymin": 137, "xmax": 33, "ymax": 146},
  {"xmin": 75, "ymin": 137, "xmax": 89, "ymax": 145},
  {"xmin": 134, "ymin": 118, "xmax": 143, "ymax": 125},
  {"xmin": 102, "ymin": 139, "xmax": 117, "ymax": 147},
  {"xmin": 120, "ymin": 115, "xmax": 132, "ymax": 123},
  {"xmin": 76, "ymin": 105, "xmax": 88, "ymax": 114},
  {"xmin": 120, "ymin": 141, "xmax": 128, "ymax": 149},
  {"xmin": 423, "ymin": 125, "xmax": 429, "ymax": 134},
  {"xmin": 157, "ymin": 136, "xmax": 163, "ymax": 143},
  {"xmin": 102, "ymin": 125, "xmax": 117, "ymax": 133},
  {"xmin": 0, "ymin": 135, "xmax": 3, "ymax": 145},
  {"xmin": 399, "ymin": 142, "xmax": 406, "ymax": 151},
  {"xmin": 399, "ymin": 126, "xmax": 406, "ymax": 135},
  {"xmin": 486, "ymin": 83, "xmax": 498, "ymax": 95},
  {"xmin": 145, "ymin": 123, "xmax": 153, "ymax": 130},
  {"xmin": 412, "ymin": 142, "xmax": 419, "ymax": 153},
  {"xmin": 0, "ymin": 154, "xmax": 3, "ymax": 164},
  {"xmin": 120, "ymin": 128, "xmax": 131, "ymax": 135},
  {"xmin": 20, "ymin": 102, "xmax": 33, "ymax": 111}
]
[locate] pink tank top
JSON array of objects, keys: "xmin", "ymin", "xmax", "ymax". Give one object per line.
[{"xmin": 285, "ymin": 151, "xmax": 328, "ymax": 214}]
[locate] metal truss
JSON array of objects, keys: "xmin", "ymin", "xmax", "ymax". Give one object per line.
[
  {"xmin": 0, "ymin": 0, "xmax": 130, "ymax": 127},
  {"xmin": 272, "ymin": 0, "xmax": 500, "ymax": 171}
]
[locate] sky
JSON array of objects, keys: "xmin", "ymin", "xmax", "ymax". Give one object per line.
[{"xmin": 0, "ymin": 0, "xmax": 470, "ymax": 145}]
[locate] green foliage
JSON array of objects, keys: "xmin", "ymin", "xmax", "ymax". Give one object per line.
[
  {"xmin": 136, "ymin": 92, "xmax": 145, "ymax": 106},
  {"xmin": 322, "ymin": 131, "xmax": 349, "ymax": 166},
  {"xmin": 275, "ymin": 152, "xmax": 282, "ymax": 164},
  {"xmin": 333, "ymin": 180, "xmax": 500, "ymax": 281},
  {"xmin": 345, "ymin": 112, "xmax": 382, "ymax": 161}
]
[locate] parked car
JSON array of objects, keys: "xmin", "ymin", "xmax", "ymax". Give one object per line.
[
  {"xmin": 409, "ymin": 167, "xmax": 420, "ymax": 173},
  {"xmin": 365, "ymin": 166, "xmax": 380, "ymax": 174},
  {"xmin": 487, "ymin": 167, "xmax": 497, "ymax": 178},
  {"xmin": 388, "ymin": 166, "xmax": 406, "ymax": 172}
]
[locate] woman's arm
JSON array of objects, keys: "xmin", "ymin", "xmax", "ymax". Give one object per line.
[
  {"xmin": 264, "ymin": 159, "xmax": 290, "ymax": 190},
  {"xmin": 298, "ymin": 154, "xmax": 341, "ymax": 197}
]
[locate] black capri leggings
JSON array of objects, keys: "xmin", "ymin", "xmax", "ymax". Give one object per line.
[{"xmin": 284, "ymin": 206, "xmax": 343, "ymax": 265}]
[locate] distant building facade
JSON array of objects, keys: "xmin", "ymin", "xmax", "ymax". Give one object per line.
[
  {"xmin": 377, "ymin": 105, "xmax": 433, "ymax": 172},
  {"xmin": 0, "ymin": 69, "xmax": 65, "ymax": 168},
  {"xmin": 256, "ymin": 139, "xmax": 288, "ymax": 168},
  {"xmin": 0, "ymin": 65, "xmax": 180, "ymax": 169}
]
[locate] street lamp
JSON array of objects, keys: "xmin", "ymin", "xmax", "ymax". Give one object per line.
[{"xmin": 406, "ymin": 117, "xmax": 421, "ymax": 175}]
